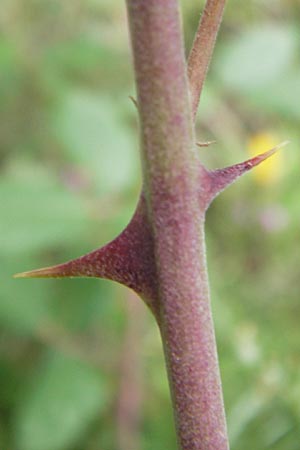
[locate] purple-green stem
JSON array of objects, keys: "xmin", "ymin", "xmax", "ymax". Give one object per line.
[
  {"xmin": 126, "ymin": 1, "xmax": 228, "ymax": 448},
  {"xmin": 14, "ymin": 1, "xmax": 286, "ymax": 448}
]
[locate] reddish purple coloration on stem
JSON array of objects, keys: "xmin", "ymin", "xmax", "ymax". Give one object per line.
[
  {"xmin": 16, "ymin": 195, "xmax": 159, "ymax": 317},
  {"xmin": 207, "ymin": 143, "xmax": 287, "ymax": 203},
  {"xmin": 14, "ymin": 0, "xmax": 286, "ymax": 449},
  {"xmin": 15, "ymin": 146, "xmax": 280, "ymax": 296}
]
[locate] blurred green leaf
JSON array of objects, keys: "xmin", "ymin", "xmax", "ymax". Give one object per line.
[
  {"xmin": 45, "ymin": 38, "xmax": 128, "ymax": 80},
  {"xmin": 0, "ymin": 38, "xmax": 18, "ymax": 75},
  {"xmin": 46, "ymin": 39, "xmax": 105, "ymax": 71},
  {"xmin": 53, "ymin": 90, "xmax": 139, "ymax": 193},
  {"xmin": 216, "ymin": 24, "xmax": 297, "ymax": 91},
  {"xmin": 230, "ymin": 397, "xmax": 298, "ymax": 450},
  {"xmin": 0, "ymin": 38, "xmax": 21, "ymax": 110},
  {"xmin": 0, "ymin": 168, "xmax": 92, "ymax": 255},
  {"xmin": 14, "ymin": 352, "xmax": 107, "ymax": 450},
  {"xmin": 51, "ymin": 277, "xmax": 120, "ymax": 331},
  {"xmin": 248, "ymin": 73, "xmax": 300, "ymax": 120},
  {"xmin": 228, "ymin": 390, "xmax": 266, "ymax": 445},
  {"xmin": 0, "ymin": 256, "xmax": 51, "ymax": 333}
]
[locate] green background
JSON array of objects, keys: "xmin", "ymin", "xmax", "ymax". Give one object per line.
[{"xmin": 1, "ymin": 1, "xmax": 300, "ymax": 449}]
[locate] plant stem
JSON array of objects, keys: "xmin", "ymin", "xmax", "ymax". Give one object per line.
[
  {"xmin": 126, "ymin": 1, "xmax": 229, "ymax": 449},
  {"xmin": 188, "ymin": 0, "xmax": 227, "ymax": 119}
]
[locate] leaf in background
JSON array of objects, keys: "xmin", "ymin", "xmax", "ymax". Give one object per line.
[
  {"xmin": 248, "ymin": 73, "xmax": 300, "ymax": 120},
  {"xmin": 228, "ymin": 390, "xmax": 266, "ymax": 446},
  {"xmin": 14, "ymin": 352, "xmax": 107, "ymax": 450},
  {"xmin": 0, "ymin": 38, "xmax": 19, "ymax": 98},
  {"xmin": 44, "ymin": 38, "xmax": 130, "ymax": 85},
  {"xmin": 216, "ymin": 24, "xmax": 297, "ymax": 92},
  {"xmin": 53, "ymin": 90, "xmax": 139, "ymax": 193},
  {"xmin": 50, "ymin": 277, "xmax": 120, "ymax": 332},
  {"xmin": 0, "ymin": 171, "xmax": 92, "ymax": 255},
  {"xmin": 0, "ymin": 256, "xmax": 51, "ymax": 334}
]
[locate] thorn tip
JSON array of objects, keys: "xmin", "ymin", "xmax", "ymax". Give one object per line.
[{"xmin": 13, "ymin": 266, "xmax": 62, "ymax": 279}]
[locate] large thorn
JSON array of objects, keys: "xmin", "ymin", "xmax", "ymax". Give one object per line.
[
  {"xmin": 14, "ymin": 195, "xmax": 159, "ymax": 316},
  {"xmin": 205, "ymin": 141, "xmax": 289, "ymax": 207}
]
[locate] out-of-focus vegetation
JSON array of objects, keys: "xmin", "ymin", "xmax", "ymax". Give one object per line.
[{"xmin": 0, "ymin": 1, "xmax": 299, "ymax": 449}]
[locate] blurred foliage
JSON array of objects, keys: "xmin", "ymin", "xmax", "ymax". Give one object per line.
[{"xmin": 0, "ymin": 0, "xmax": 300, "ymax": 449}]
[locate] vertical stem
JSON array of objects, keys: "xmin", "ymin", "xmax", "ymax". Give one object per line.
[
  {"xmin": 159, "ymin": 236, "xmax": 229, "ymax": 450},
  {"xmin": 126, "ymin": 1, "xmax": 228, "ymax": 449}
]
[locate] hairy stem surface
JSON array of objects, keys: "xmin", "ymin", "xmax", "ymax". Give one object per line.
[{"xmin": 126, "ymin": 0, "xmax": 228, "ymax": 448}]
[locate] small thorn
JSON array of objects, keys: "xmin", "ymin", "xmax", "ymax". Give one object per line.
[
  {"xmin": 129, "ymin": 95, "xmax": 138, "ymax": 109},
  {"xmin": 196, "ymin": 140, "xmax": 216, "ymax": 148},
  {"xmin": 205, "ymin": 140, "xmax": 290, "ymax": 207}
]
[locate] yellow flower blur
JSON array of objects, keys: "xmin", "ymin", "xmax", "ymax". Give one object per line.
[{"xmin": 247, "ymin": 133, "xmax": 283, "ymax": 185}]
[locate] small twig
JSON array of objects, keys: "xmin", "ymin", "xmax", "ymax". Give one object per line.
[{"xmin": 188, "ymin": 0, "xmax": 227, "ymax": 119}]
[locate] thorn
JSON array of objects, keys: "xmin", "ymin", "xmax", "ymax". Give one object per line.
[
  {"xmin": 13, "ymin": 195, "xmax": 160, "ymax": 317},
  {"xmin": 13, "ymin": 265, "xmax": 70, "ymax": 279},
  {"xmin": 129, "ymin": 95, "xmax": 138, "ymax": 109},
  {"xmin": 196, "ymin": 140, "xmax": 216, "ymax": 148},
  {"xmin": 206, "ymin": 140, "xmax": 290, "ymax": 207},
  {"xmin": 245, "ymin": 140, "xmax": 289, "ymax": 168}
]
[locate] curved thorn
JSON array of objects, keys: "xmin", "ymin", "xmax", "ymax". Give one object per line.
[{"xmin": 14, "ymin": 195, "xmax": 159, "ymax": 316}]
